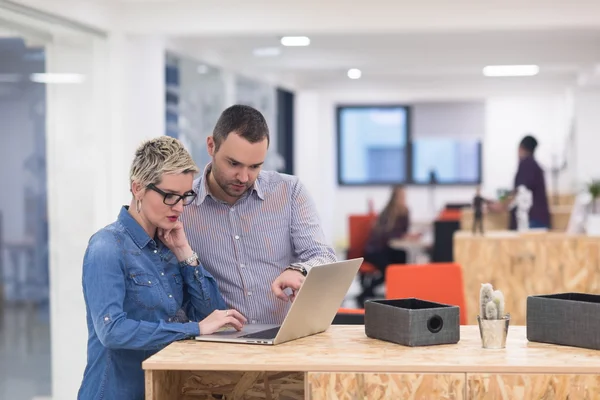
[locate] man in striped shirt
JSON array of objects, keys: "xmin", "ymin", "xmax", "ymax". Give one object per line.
[{"xmin": 181, "ymin": 105, "xmax": 337, "ymax": 325}]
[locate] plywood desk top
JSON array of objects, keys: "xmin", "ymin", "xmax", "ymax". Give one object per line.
[{"xmin": 142, "ymin": 325, "xmax": 600, "ymax": 374}]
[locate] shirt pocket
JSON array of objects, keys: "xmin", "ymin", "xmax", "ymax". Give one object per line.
[{"xmin": 127, "ymin": 272, "xmax": 162, "ymax": 310}]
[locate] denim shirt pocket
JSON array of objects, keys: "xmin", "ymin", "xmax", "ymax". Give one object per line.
[{"xmin": 127, "ymin": 272, "xmax": 162, "ymax": 310}]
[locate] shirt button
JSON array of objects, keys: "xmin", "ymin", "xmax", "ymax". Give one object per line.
[
  {"xmin": 168, "ymin": 294, "xmax": 173, "ymax": 298},
  {"xmin": 247, "ymin": 291, "xmax": 252, "ymax": 296},
  {"xmin": 153, "ymin": 250, "xmax": 157, "ymax": 254},
  {"xmin": 240, "ymin": 264, "xmax": 245, "ymax": 268},
  {"xmin": 148, "ymin": 281, "xmax": 152, "ymax": 284},
  {"xmin": 230, "ymin": 208, "xmax": 235, "ymax": 212},
  {"xmin": 251, "ymin": 320, "xmax": 257, "ymax": 324},
  {"xmin": 168, "ymin": 318, "xmax": 172, "ymax": 322},
  {"xmin": 161, "ymin": 272, "xmax": 165, "ymax": 276},
  {"xmin": 234, "ymin": 235, "xmax": 240, "ymax": 240},
  {"xmin": 104, "ymin": 316, "xmax": 109, "ymax": 321}
]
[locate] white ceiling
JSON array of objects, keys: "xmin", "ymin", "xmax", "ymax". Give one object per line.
[
  {"xmin": 7, "ymin": 0, "xmax": 600, "ymax": 90},
  {"xmin": 171, "ymin": 29, "xmax": 600, "ymax": 90}
]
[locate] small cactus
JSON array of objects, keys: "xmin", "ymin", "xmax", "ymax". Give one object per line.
[
  {"xmin": 479, "ymin": 283, "xmax": 506, "ymax": 320},
  {"xmin": 492, "ymin": 290, "xmax": 505, "ymax": 318},
  {"xmin": 485, "ymin": 301, "xmax": 498, "ymax": 319},
  {"xmin": 479, "ymin": 283, "xmax": 493, "ymax": 318}
]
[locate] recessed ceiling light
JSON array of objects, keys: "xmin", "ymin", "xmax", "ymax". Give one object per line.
[
  {"xmin": 30, "ymin": 73, "xmax": 85, "ymax": 84},
  {"xmin": 253, "ymin": 47, "xmax": 281, "ymax": 57},
  {"xmin": 347, "ymin": 68, "xmax": 362, "ymax": 79},
  {"xmin": 482, "ymin": 65, "xmax": 539, "ymax": 77},
  {"xmin": 280, "ymin": 36, "xmax": 310, "ymax": 47}
]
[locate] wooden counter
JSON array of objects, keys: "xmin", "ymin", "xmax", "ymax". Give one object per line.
[
  {"xmin": 459, "ymin": 205, "xmax": 572, "ymax": 232},
  {"xmin": 454, "ymin": 230, "xmax": 600, "ymax": 325},
  {"xmin": 143, "ymin": 325, "xmax": 600, "ymax": 399}
]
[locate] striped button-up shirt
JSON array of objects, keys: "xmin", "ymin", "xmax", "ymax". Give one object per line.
[{"xmin": 181, "ymin": 164, "xmax": 337, "ymax": 325}]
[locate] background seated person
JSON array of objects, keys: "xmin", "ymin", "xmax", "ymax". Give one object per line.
[{"xmin": 359, "ymin": 185, "xmax": 414, "ymax": 305}]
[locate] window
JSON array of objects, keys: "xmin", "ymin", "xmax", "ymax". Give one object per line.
[
  {"xmin": 411, "ymin": 137, "xmax": 482, "ymax": 184},
  {"xmin": 337, "ymin": 105, "xmax": 410, "ymax": 185},
  {"xmin": 410, "ymin": 101, "xmax": 484, "ymax": 185},
  {"xmin": 336, "ymin": 102, "xmax": 483, "ymax": 186}
]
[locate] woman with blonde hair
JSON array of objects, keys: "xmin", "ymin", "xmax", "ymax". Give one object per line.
[
  {"xmin": 78, "ymin": 136, "xmax": 246, "ymax": 400},
  {"xmin": 358, "ymin": 185, "xmax": 411, "ymax": 305}
]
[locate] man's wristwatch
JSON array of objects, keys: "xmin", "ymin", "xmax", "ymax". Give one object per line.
[
  {"xmin": 179, "ymin": 251, "xmax": 199, "ymax": 267},
  {"xmin": 286, "ymin": 264, "xmax": 307, "ymax": 276}
]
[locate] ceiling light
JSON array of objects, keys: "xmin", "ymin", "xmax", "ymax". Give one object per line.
[
  {"xmin": 30, "ymin": 73, "xmax": 85, "ymax": 84},
  {"xmin": 482, "ymin": 65, "xmax": 539, "ymax": 77},
  {"xmin": 347, "ymin": 68, "xmax": 362, "ymax": 79},
  {"xmin": 280, "ymin": 36, "xmax": 310, "ymax": 47},
  {"xmin": 253, "ymin": 47, "xmax": 281, "ymax": 57}
]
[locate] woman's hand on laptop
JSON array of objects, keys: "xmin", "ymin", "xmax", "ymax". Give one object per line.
[
  {"xmin": 271, "ymin": 269, "xmax": 305, "ymax": 302},
  {"xmin": 198, "ymin": 309, "xmax": 247, "ymax": 335}
]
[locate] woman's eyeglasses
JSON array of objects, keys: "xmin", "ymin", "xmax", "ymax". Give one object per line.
[{"xmin": 147, "ymin": 184, "xmax": 197, "ymax": 206}]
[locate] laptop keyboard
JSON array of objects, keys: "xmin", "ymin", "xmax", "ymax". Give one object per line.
[{"xmin": 239, "ymin": 327, "xmax": 280, "ymax": 339}]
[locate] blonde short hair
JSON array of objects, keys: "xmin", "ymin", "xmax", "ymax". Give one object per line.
[{"xmin": 129, "ymin": 136, "xmax": 199, "ymax": 188}]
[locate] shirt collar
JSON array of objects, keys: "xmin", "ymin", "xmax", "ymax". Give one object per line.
[
  {"xmin": 118, "ymin": 206, "xmax": 153, "ymax": 249},
  {"xmin": 195, "ymin": 163, "xmax": 264, "ymax": 205}
]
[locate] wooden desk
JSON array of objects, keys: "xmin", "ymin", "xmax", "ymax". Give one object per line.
[
  {"xmin": 143, "ymin": 325, "xmax": 600, "ymax": 399},
  {"xmin": 388, "ymin": 238, "xmax": 431, "ymax": 263},
  {"xmin": 454, "ymin": 230, "xmax": 600, "ymax": 325}
]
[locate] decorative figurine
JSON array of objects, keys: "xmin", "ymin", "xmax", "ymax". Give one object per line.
[
  {"xmin": 472, "ymin": 186, "xmax": 489, "ymax": 235},
  {"xmin": 566, "ymin": 191, "xmax": 592, "ymax": 234},
  {"xmin": 510, "ymin": 185, "xmax": 533, "ymax": 231}
]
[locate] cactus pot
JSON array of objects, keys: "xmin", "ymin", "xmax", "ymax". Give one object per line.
[{"xmin": 477, "ymin": 314, "xmax": 510, "ymax": 349}]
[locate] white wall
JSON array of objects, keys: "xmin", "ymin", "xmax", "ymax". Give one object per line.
[
  {"xmin": 295, "ymin": 88, "xmax": 571, "ymax": 246},
  {"xmin": 484, "ymin": 96, "xmax": 571, "ymax": 195},
  {"xmin": 573, "ymin": 88, "xmax": 600, "ymax": 186}
]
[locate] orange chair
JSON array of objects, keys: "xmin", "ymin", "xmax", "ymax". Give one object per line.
[
  {"xmin": 437, "ymin": 208, "xmax": 462, "ymax": 221},
  {"xmin": 385, "ymin": 263, "xmax": 468, "ymax": 325},
  {"xmin": 333, "ymin": 307, "xmax": 365, "ymax": 325},
  {"xmin": 347, "ymin": 214, "xmax": 378, "ymax": 274},
  {"xmin": 337, "ymin": 307, "xmax": 365, "ymax": 315},
  {"xmin": 347, "ymin": 214, "xmax": 380, "ymax": 304}
]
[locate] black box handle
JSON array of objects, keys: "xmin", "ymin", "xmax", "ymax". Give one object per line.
[{"xmin": 427, "ymin": 315, "xmax": 443, "ymax": 333}]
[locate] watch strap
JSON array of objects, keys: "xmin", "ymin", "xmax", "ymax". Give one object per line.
[
  {"xmin": 286, "ymin": 264, "xmax": 307, "ymax": 276},
  {"xmin": 179, "ymin": 251, "xmax": 199, "ymax": 267}
]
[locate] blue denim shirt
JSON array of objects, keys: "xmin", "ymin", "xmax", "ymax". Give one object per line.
[{"xmin": 77, "ymin": 206, "xmax": 227, "ymax": 400}]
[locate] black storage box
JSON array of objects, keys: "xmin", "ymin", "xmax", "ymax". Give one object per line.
[
  {"xmin": 527, "ymin": 293, "xmax": 600, "ymax": 350},
  {"xmin": 364, "ymin": 298, "xmax": 460, "ymax": 347}
]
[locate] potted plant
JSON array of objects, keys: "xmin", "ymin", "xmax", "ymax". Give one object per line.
[
  {"xmin": 586, "ymin": 180, "xmax": 600, "ymax": 236},
  {"xmin": 477, "ymin": 283, "xmax": 510, "ymax": 348}
]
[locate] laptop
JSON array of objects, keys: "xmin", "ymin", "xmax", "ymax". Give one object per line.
[{"xmin": 194, "ymin": 258, "xmax": 363, "ymax": 345}]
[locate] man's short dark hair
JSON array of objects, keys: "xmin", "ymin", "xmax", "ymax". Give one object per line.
[
  {"xmin": 212, "ymin": 104, "xmax": 270, "ymax": 151},
  {"xmin": 519, "ymin": 135, "xmax": 538, "ymax": 154}
]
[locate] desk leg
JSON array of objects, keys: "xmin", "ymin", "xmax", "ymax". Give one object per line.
[
  {"xmin": 146, "ymin": 370, "xmax": 304, "ymax": 399},
  {"xmin": 145, "ymin": 370, "xmax": 183, "ymax": 400}
]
